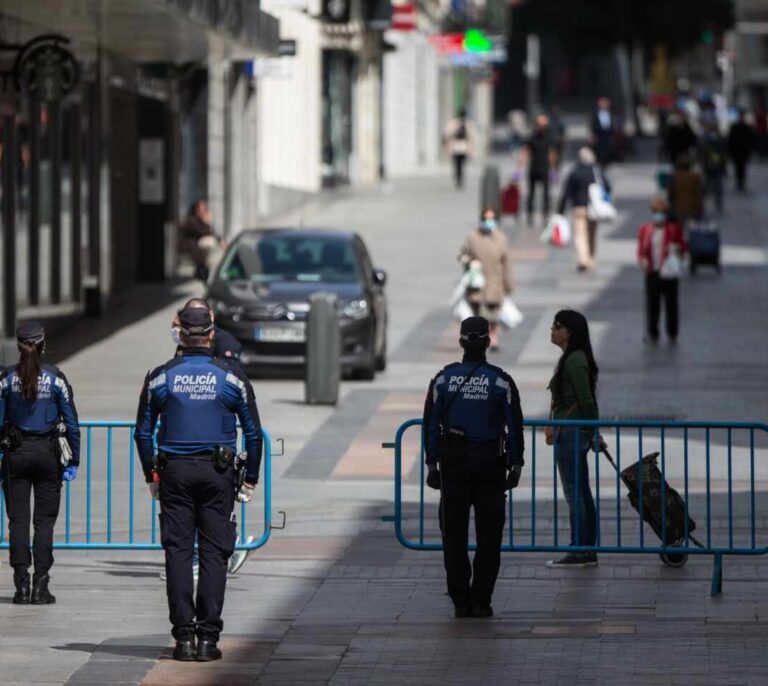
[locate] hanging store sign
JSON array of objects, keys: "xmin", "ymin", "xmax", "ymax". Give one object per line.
[
  {"xmin": 428, "ymin": 30, "xmax": 507, "ymax": 65},
  {"xmin": 391, "ymin": 3, "xmax": 417, "ymax": 31},
  {"xmin": 13, "ymin": 35, "xmax": 80, "ymax": 104}
]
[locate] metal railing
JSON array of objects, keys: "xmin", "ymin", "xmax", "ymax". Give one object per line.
[
  {"xmin": 0, "ymin": 421, "xmax": 277, "ymax": 550},
  {"xmin": 383, "ymin": 418, "xmax": 768, "ymax": 595}
]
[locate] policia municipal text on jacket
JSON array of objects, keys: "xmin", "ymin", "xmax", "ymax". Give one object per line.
[
  {"xmin": 135, "ymin": 306, "xmax": 263, "ymax": 662},
  {"xmin": 423, "ymin": 316, "xmax": 524, "ymax": 618},
  {"xmin": 0, "ymin": 321, "xmax": 80, "ymax": 605}
]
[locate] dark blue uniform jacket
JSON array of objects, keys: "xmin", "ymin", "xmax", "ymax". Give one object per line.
[
  {"xmin": 423, "ymin": 360, "xmax": 524, "ymax": 468},
  {"xmin": 0, "ymin": 364, "xmax": 81, "ymax": 465},
  {"xmin": 135, "ymin": 348, "xmax": 262, "ymax": 483}
]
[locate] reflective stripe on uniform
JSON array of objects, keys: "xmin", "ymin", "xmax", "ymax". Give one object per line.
[
  {"xmin": 495, "ymin": 376, "xmax": 511, "ymax": 404},
  {"xmin": 54, "ymin": 376, "xmax": 70, "ymax": 401},
  {"xmin": 433, "ymin": 374, "xmax": 445, "ymax": 403},
  {"xmin": 226, "ymin": 372, "xmax": 248, "ymax": 403}
]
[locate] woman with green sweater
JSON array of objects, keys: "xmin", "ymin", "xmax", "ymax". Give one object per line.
[{"xmin": 546, "ymin": 309, "xmax": 600, "ymax": 567}]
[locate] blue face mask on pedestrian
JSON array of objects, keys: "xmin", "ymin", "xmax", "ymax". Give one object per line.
[
  {"xmin": 480, "ymin": 218, "xmax": 498, "ymax": 233},
  {"xmin": 653, "ymin": 212, "xmax": 666, "ymax": 225}
]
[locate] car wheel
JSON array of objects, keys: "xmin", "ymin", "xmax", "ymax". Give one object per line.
[{"xmin": 354, "ymin": 360, "xmax": 376, "ymax": 381}]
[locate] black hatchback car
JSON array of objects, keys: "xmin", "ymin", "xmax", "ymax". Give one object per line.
[{"xmin": 207, "ymin": 229, "xmax": 388, "ymax": 378}]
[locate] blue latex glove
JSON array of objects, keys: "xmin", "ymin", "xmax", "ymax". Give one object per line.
[{"xmin": 62, "ymin": 466, "xmax": 78, "ymax": 482}]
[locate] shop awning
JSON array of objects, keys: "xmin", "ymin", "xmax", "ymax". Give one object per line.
[{"xmin": 0, "ymin": 0, "xmax": 280, "ymax": 62}]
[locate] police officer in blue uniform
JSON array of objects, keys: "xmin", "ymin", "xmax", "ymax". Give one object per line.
[
  {"xmin": 135, "ymin": 306, "xmax": 262, "ymax": 662},
  {"xmin": 171, "ymin": 298, "xmax": 243, "ymax": 363},
  {"xmin": 423, "ymin": 317, "xmax": 524, "ymax": 618},
  {"xmin": 0, "ymin": 322, "xmax": 80, "ymax": 605}
]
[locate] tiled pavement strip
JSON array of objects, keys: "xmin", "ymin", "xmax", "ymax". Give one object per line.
[{"xmin": 1, "ymin": 153, "xmax": 767, "ymax": 685}]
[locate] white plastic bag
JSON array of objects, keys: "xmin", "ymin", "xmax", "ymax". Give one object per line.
[
  {"xmin": 660, "ymin": 248, "xmax": 683, "ymax": 279},
  {"xmin": 499, "ymin": 297, "xmax": 524, "ymax": 329},
  {"xmin": 452, "ymin": 299, "xmax": 474, "ymax": 322},
  {"xmin": 541, "ymin": 213, "xmax": 571, "ymax": 247},
  {"xmin": 587, "ymin": 167, "xmax": 617, "ymax": 222}
]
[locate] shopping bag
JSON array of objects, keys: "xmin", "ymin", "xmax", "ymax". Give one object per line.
[
  {"xmin": 540, "ymin": 213, "xmax": 571, "ymax": 247},
  {"xmin": 499, "ymin": 297, "xmax": 524, "ymax": 329},
  {"xmin": 587, "ymin": 167, "xmax": 617, "ymax": 222},
  {"xmin": 501, "ymin": 183, "xmax": 520, "ymax": 214},
  {"xmin": 660, "ymin": 249, "xmax": 683, "ymax": 279},
  {"xmin": 452, "ymin": 299, "xmax": 474, "ymax": 322}
]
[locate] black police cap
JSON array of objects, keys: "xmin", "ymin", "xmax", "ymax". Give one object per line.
[
  {"xmin": 460, "ymin": 316, "xmax": 490, "ymax": 340},
  {"xmin": 16, "ymin": 320, "xmax": 45, "ymax": 344},
  {"xmin": 178, "ymin": 307, "xmax": 214, "ymax": 336}
]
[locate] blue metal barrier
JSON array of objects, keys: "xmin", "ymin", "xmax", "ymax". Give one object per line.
[
  {"xmin": 0, "ymin": 421, "xmax": 276, "ymax": 551},
  {"xmin": 384, "ymin": 418, "xmax": 768, "ymax": 595}
]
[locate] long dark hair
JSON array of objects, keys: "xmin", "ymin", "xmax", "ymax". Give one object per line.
[
  {"xmin": 551, "ymin": 309, "xmax": 599, "ymax": 397},
  {"xmin": 17, "ymin": 340, "xmax": 43, "ymax": 402}
]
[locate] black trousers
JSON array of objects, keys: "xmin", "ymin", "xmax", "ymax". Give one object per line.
[
  {"xmin": 732, "ymin": 157, "xmax": 748, "ymax": 191},
  {"xmin": 452, "ymin": 154, "xmax": 466, "ymax": 188},
  {"xmin": 1, "ymin": 436, "xmax": 62, "ymax": 586},
  {"xmin": 439, "ymin": 442, "xmax": 506, "ymax": 607},
  {"xmin": 645, "ymin": 272, "xmax": 679, "ymax": 340},
  {"xmin": 159, "ymin": 456, "xmax": 236, "ymax": 642},
  {"xmin": 526, "ymin": 171, "xmax": 550, "ymax": 219}
]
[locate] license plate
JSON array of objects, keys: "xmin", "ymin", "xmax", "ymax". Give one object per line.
[{"xmin": 255, "ymin": 326, "xmax": 305, "ymax": 343}]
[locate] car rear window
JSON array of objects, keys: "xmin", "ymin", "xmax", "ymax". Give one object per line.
[{"xmin": 219, "ymin": 234, "xmax": 361, "ymax": 284}]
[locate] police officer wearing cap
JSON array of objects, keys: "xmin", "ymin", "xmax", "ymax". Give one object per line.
[
  {"xmin": 423, "ymin": 316, "xmax": 524, "ymax": 618},
  {"xmin": 171, "ymin": 298, "xmax": 243, "ymax": 364},
  {"xmin": 0, "ymin": 321, "xmax": 80, "ymax": 605},
  {"xmin": 135, "ymin": 306, "xmax": 262, "ymax": 662}
]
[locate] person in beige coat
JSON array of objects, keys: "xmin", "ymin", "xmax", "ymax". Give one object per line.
[{"xmin": 459, "ymin": 208, "xmax": 513, "ymax": 350}]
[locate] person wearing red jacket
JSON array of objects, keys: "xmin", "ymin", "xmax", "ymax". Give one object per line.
[{"xmin": 637, "ymin": 198, "xmax": 687, "ymax": 344}]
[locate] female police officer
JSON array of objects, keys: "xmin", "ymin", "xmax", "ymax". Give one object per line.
[{"xmin": 0, "ymin": 321, "xmax": 80, "ymax": 604}]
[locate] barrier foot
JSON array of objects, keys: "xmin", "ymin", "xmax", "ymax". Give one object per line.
[{"xmin": 710, "ymin": 553, "xmax": 723, "ymax": 596}]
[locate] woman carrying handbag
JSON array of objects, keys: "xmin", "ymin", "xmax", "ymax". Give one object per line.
[
  {"xmin": 637, "ymin": 198, "xmax": 687, "ymax": 344},
  {"xmin": 545, "ymin": 310, "xmax": 600, "ymax": 568}
]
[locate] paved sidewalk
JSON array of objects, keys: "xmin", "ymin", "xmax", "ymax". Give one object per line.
[{"xmin": 1, "ymin": 155, "xmax": 767, "ymax": 685}]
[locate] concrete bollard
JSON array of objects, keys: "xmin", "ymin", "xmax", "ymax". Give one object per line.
[
  {"xmin": 479, "ymin": 165, "xmax": 501, "ymax": 216},
  {"xmin": 305, "ymin": 292, "xmax": 340, "ymax": 405}
]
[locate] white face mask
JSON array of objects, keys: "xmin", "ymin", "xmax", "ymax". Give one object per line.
[{"xmin": 171, "ymin": 326, "xmax": 182, "ymax": 346}]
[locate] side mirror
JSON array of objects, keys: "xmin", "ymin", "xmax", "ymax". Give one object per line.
[{"xmin": 372, "ymin": 268, "xmax": 387, "ymax": 286}]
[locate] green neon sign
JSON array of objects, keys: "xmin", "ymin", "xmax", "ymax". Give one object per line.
[{"xmin": 464, "ymin": 29, "xmax": 492, "ymax": 54}]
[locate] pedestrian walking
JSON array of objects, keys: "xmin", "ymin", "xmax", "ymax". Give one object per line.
[
  {"xmin": 545, "ymin": 310, "xmax": 599, "ymax": 568},
  {"xmin": 590, "ymin": 97, "xmax": 616, "ymax": 168},
  {"xmin": 0, "ymin": 322, "xmax": 80, "ymax": 604},
  {"xmin": 135, "ymin": 305, "xmax": 263, "ymax": 662},
  {"xmin": 668, "ymin": 156, "xmax": 703, "ymax": 225},
  {"xmin": 637, "ymin": 198, "xmax": 687, "ymax": 344},
  {"xmin": 549, "ymin": 103, "xmax": 566, "ymax": 173},
  {"xmin": 664, "ymin": 109, "xmax": 697, "ymax": 166},
  {"xmin": 443, "ymin": 109, "xmax": 475, "ymax": 189},
  {"xmin": 699, "ymin": 121, "xmax": 727, "ymax": 214},
  {"xmin": 423, "ymin": 316, "xmax": 524, "ymax": 617},
  {"xmin": 558, "ymin": 147, "xmax": 603, "ymax": 272},
  {"xmin": 727, "ymin": 110, "xmax": 757, "ymax": 192},
  {"xmin": 180, "ymin": 199, "xmax": 224, "ymax": 281},
  {"xmin": 520, "ymin": 113, "xmax": 557, "ymax": 226},
  {"xmin": 459, "ymin": 208, "xmax": 514, "ymax": 351}
]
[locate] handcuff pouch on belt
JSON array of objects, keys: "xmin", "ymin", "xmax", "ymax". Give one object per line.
[
  {"xmin": 1, "ymin": 425, "xmax": 21, "ymax": 452},
  {"xmin": 213, "ymin": 445, "xmax": 235, "ymax": 473}
]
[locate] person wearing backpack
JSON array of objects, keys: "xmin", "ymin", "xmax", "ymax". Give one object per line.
[
  {"xmin": 423, "ymin": 317, "xmax": 524, "ymax": 618},
  {"xmin": 443, "ymin": 109, "xmax": 475, "ymax": 189}
]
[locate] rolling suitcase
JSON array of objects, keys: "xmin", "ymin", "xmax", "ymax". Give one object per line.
[
  {"xmin": 687, "ymin": 219, "xmax": 721, "ymax": 274},
  {"xmin": 501, "ymin": 182, "xmax": 520, "ymax": 215}
]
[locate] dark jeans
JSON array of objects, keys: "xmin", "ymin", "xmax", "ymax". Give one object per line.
[
  {"xmin": 732, "ymin": 157, "xmax": 748, "ymax": 191},
  {"xmin": 1, "ymin": 436, "xmax": 62, "ymax": 586},
  {"xmin": 554, "ymin": 429, "xmax": 597, "ymax": 547},
  {"xmin": 452, "ymin": 154, "xmax": 466, "ymax": 188},
  {"xmin": 704, "ymin": 172, "xmax": 724, "ymax": 213},
  {"xmin": 645, "ymin": 272, "xmax": 679, "ymax": 340},
  {"xmin": 526, "ymin": 171, "xmax": 550, "ymax": 219},
  {"xmin": 439, "ymin": 441, "xmax": 506, "ymax": 607},
  {"xmin": 159, "ymin": 456, "xmax": 236, "ymax": 641}
]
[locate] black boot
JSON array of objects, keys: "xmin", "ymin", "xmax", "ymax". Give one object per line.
[
  {"xmin": 31, "ymin": 575, "xmax": 56, "ymax": 605},
  {"xmin": 172, "ymin": 639, "xmax": 196, "ymax": 662},
  {"xmin": 196, "ymin": 639, "xmax": 222, "ymax": 662},
  {"xmin": 13, "ymin": 580, "xmax": 30, "ymax": 605}
]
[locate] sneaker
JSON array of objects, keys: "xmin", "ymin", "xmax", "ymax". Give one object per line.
[
  {"xmin": 228, "ymin": 535, "xmax": 256, "ymax": 574},
  {"xmin": 546, "ymin": 553, "xmax": 598, "ymax": 568}
]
